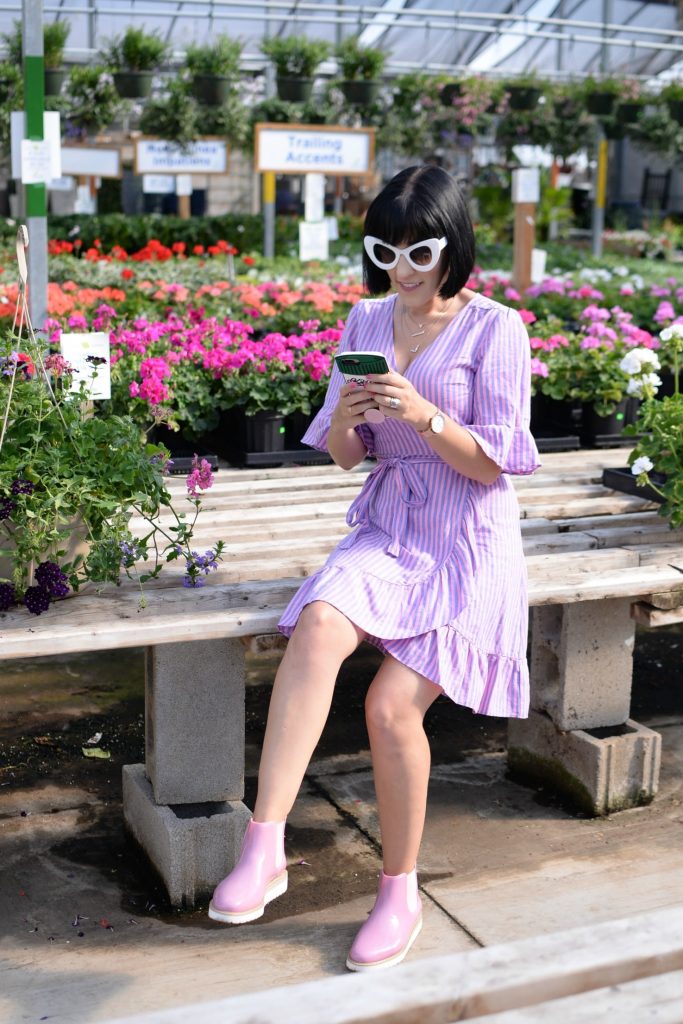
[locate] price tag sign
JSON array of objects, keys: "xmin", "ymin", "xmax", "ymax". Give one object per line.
[
  {"xmin": 512, "ymin": 168, "xmax": 540, "ymax": 204},
  {"xmin": 299, "ymin": 221, "xmax": 329, "ymax": 261},
  {"xmin": 21, "ymin": 139, "xmax": 52, "ymax": 184},
  {"xmin": 60, "ymin": 332, "xmax": 111, "ymax": 400}
]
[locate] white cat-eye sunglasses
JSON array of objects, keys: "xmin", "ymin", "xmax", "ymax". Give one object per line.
[{"xmin": 363, "ymin": 235, "xmax": 447, "ymax": 273}]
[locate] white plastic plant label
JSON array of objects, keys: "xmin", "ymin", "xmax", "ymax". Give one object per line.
[{"xmin": 60, "ymin": 332, "xmax": 111, "ymax": 400}]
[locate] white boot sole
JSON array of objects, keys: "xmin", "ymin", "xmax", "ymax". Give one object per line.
[
  {"xmin": 208, "ymin": 871, "xmax": 288, "ymax": 925},
  {"xmin": 346, "ymin": 914, "xmax": 423, "ymax": 972}
]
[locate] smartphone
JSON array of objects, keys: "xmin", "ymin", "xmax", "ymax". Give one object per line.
[{"xmin": 334, "ymin": 351, "xmax": 390, "ymax": 387}]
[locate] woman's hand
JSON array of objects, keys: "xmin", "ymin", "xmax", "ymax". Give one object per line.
[
  {"xmin": 364, "ymin": 372, "xmax": 434, "ymax": 432},
  {"xmin": 331, "ymin": 382, "xmax": 381, "ymax": 429}
]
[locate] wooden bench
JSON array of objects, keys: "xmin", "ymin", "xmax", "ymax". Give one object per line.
[
  {"xmin": 103, "ymin": 904, "xmax": 683, "ymax": 1024},
  {"xmin": 1, "ymin": 448, "xmax": 682, "ymax": 906}
]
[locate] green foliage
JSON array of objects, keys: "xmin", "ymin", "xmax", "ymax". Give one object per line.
[
  {"xmin": 2, "ymin": 18, "xmax": 70, "ymax": 69},
  {"xmin": 630, "ymin": 106, "xmax": 683, "ymax": 164},
  {"xmin": 581, "ymin": 75, "xmax": 624, "ymax": 98},
  {"xmin": 624, "ymin": 330, "xmax": 683, "ymax": 527},
  {"xmin": 0, "ymin": 61, "xmax": 23, "ymax": 150},
  {"xmin": 139, "ymin": 79, "xmax": 199, "ymax": 149},
  {"xmin": 62, "ymin": 66, "xmax": 121, "ymax": 136},
  {"xmin": 0, "ymin": 332, "xmax": 218, "ymax": 604},
  {"xmin": 335, "ymin": 35, "xmax": 387, "ymax": 80},
  {"xmin": 184, "ymin": 36, "xmax": 243, "ymax": 78},
  {"xmin": 260, "ymin": 35, "xmax": 331, "ymax": 78},
  {"xmin": 659, "ymin": 80, "xmax": 683, "ymax": 103},
  {"xmin": 101, "ymin": 25, "xmax": 169, "ymax": 72},
  {"xmin": 200, "ymin": 92, "xmax": 251, "ymax": 147}
]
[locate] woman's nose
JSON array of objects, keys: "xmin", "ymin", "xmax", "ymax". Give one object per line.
[{"xmin": 394, "ymin": 254, "xmax": 415, "ymax": 278}]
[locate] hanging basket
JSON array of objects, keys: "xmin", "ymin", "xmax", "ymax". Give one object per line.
[
  {"xmin": 44, "ymin": 68, "xmax": 66, "ymax": 96},
  {"xmin": 615, "ymin": 102, "xmax": 642, "ymax": 125},
  {"xmin": 585, "ymin": 91, "xmax": 615, "ymax": 116},
  {"xmin": 191, "ymin": 75, "xmax": 233, "ymax": 106},
  {"xmin": 340, "ymin": 80, "xmax": 380, "ymax": 107},
  {"xmin": 113, "ymin": 71, "xmax": 155, "ymax": 99},
  {"xmin": 440, "ymin": 82, "xmax": 463, "ymax": 106},
  {"xmin": 666, "ymin": 99, "xmax": 683, "ymax": 125},
  {"xmin": 276, "ymin": 77, "xmax": 313, "ymax": 103},
  {"xmin": 506, "ymin": 86, "xmax": 542, "ymax": 111}
]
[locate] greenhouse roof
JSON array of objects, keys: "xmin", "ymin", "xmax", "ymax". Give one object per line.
[{"xmin": 4, "ymin": 0, "xmax": 683, "ymax": 81}]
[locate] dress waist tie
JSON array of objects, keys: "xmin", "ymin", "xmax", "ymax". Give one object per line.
[{"xmin": 346, "ymin": 455, "xmax": 440, "ymax": 557}]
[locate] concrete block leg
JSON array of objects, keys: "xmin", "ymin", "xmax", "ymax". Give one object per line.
[
  {"xmin": 122, "ymin": 638, "xmax": 251, "ymax": 907},
  {"xmin": 146, "ymin": 638, "xmax": 246, "ymax": 804},
  {"xmin": 508, "ymin": 710, "xmax": 661, "ymax": 816},
  {"xmin": 529, "ymin": 599, "xmax": 636, "ymax": 731},
  {"xmin": 123, "ymin": 765, "xmax": 251, "ymax": 908}
]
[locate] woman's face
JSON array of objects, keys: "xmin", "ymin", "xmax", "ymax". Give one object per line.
[{"xmin": 386, "ymin": 238, "xmax": 448, "ymax": 309}]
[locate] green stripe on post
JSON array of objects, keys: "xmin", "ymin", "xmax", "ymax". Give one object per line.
[{"xmin": 24, "ymin": 53, "xmax": 47, "ymax": 217}]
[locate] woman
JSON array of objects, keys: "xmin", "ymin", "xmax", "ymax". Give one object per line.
[{"xmin": 209, "ymin": 165, "xmax": 541, "ymax": 971}]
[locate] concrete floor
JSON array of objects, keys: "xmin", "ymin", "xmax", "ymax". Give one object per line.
[{"xmin": 1, "ymin": 627, "xmax": 682, "ymax": 1024}]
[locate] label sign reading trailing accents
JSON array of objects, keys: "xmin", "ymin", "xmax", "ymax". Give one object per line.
[
  {"xmin": 135, "ymin": 138, "xmax": 228, "ymax": 174},
  {"xmin": 255, "ymin": 123, "xmax": 375, "ymax": 176}
]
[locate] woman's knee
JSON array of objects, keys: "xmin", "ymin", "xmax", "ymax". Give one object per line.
[
  {"xmin": 365, "ymin": 683, "xmax": 418, "ymax": 737},
  {"xmin": 291, "ymin": 601, "xmax": 363, "ymax": 654}
]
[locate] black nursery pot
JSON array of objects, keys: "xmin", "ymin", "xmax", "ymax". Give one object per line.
[{"xmin": 239, "ymin": 411, "xmax": 287, "ymax": 453}]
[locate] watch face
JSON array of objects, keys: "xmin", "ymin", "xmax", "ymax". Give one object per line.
[{"xmin": 431, "ymin": 412, "xmax": 445, "ymax": 434}]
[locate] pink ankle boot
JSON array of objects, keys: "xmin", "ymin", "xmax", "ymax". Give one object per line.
[
  {"xmin": 208, "ymin": 819, "xmax": 287, "ymax": 925},
  {"xmin": 346, "ymin": 868, "xmax": 423, "ymax": 972}
]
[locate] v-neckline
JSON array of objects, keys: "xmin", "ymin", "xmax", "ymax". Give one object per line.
[{"xmin": 390, "ymin": 292, "xmax": 481, "ymax": 375}]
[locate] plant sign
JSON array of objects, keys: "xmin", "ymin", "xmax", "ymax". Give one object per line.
[{"xmin": 59, "ymin": 332, "xmax": 111, "ymax": 400}]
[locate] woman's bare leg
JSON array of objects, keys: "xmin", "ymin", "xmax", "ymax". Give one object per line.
[
  {"xmin": 253, "ymin": 601, "xmax": 365, "ymax": 822},
  {"xmin": 365, "ymin": 656, "xmax": 442, "ymax": 875}
]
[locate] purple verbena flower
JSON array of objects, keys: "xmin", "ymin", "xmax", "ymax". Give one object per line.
[
  {"xmin": 0, "ymin": 582, "xmax": 17, "ymax": 611},
  {"xmin": 24, "ymin": 585, "xmax": 51, "ymax": 615}
]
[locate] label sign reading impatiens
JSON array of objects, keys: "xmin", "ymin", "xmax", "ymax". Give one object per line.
[
  {"xmin": 255, "ymin": 124, "xmax": 375, "ymax": 176},
  {"xmin": 135, "ymin": 139, "xmax": 228, "ymax": 175}
]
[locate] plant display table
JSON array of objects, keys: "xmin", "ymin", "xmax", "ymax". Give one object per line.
[{"xmin": 1, "ymin": 449, "xmax": 682, "ymax": 907}]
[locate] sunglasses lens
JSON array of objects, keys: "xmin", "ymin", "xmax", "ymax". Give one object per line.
[
  {"xmin": 370, "ymin": 241, "xmax": 396, "ymax": 267},
  {"xmin": 408, "ymin": 244, "xmax": 435, "ymax": 268}
]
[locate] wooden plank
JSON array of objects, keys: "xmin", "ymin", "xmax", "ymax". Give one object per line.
[
  {"xmin": 631, "ymin": 602, "xmax": 683, "ymax": 627},
  {"xmin": 527, "ymin": 565, "xmax": 683, "ymax": 606},
  {"xmin": 521, "ymin": 495, "xmax": 659, "ymax": 519},
  {"xmin": 99, "ymin": 905, "xmax": 683, "ymax": 1024},
  {"xmin": 525, "ymin": 549, "xmax": 638, "ymax": 576},
  {"xmin": 466, "ymin": 970, "xmax": 683, "ymax": 1023}
]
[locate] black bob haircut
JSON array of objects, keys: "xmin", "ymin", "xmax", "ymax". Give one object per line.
[{"xmin": 362, "ymin": 165, "xmax": 475, "ymax": 300}]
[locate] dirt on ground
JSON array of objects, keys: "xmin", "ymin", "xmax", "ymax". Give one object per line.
[{"xmin": 1, "ymin": 623, "xmax": 681, "ymax": 925}]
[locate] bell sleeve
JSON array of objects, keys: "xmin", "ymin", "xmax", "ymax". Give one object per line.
[
  {"xmin": 301, "ymin": 302, "xmax": 375, "ymax": 456},
  {"xmin": 465, "ymin": 307, "xmax": 541, "ymax": 476}
]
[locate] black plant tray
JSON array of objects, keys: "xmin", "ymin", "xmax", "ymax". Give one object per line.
[
  {"xmin": 602, "ymin": 467, "xmax": 665, "ymax": 504},
  {"xmin": 583, "ymin": 434, "xmax": 637, "ymax": 450},
  {"xmin": 234, "ymin": 448, "xmax": 333, "ymax": 468},
  {"xmin": 532, "ymin": 432, "xmax": 581, "ymax": 453},
  {"xmin": 165, "ymin": 454, "xmax": 219, "ymax": 474}
]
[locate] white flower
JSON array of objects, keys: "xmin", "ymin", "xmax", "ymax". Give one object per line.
[
  {"xmin": 631, "ymin": 274, "xmax": 644, "ymax": 289},
  {"xmin": 613, "ymin": 265, "xmax": 630, "ymax": 277},
  {"xmin": 660, "ymin": 327, "xmax": 672, "ymax": 341},
  {"xmin": 631, "ymin": 456, "xmax": 654, "ymax": 476},
  {"xmin": 619, "ymin": 348, "xmax": 661, "ymax": 374},
  {"xmin": 627, "ymin": 378, "xmax": 644, "ymax": 396}
]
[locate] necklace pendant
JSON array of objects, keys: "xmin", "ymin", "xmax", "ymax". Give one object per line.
[
  {"xmin": 409, "ymin": 344, "xmax": 421, "ymax": 353},
  {"xmin": 410, "ymin": 328, "xmax": 425, "ymax": 337}
]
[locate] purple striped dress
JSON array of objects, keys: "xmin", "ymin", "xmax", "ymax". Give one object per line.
[{"xmin": 278, "ymin": 292, "xmax": 542, "ymax": 718}]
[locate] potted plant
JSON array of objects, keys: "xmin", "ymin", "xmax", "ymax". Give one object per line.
[
  {"xmin": 101, "ymin": 25, "xmax": 169, "ymax": 99},
  {"xmin": 582, "ymin": 76, "xmax": 622, "ymax": 117},
  {"xmin": 335, "ymin": 35, "xmax": 387, "ymax": 107},
  {"xmin": 0, "ymin": 254, "xmax": 222, "ymax": 616},
  {"xmin": 185, "ymin": 35, "xmax": 243, "ymax": 107},
  {"xmin": 0, "ymin": 61, "xmax": 23, "ymax": 151},
  {"xmin": 62, "ymin": 65, "xmax": 121, "ymax": 140},
  {"xmin": 605, "ymin": 325, "xmax": 683, "ymax": 525},
  {"xmin": 659, "ymin": 81, "xmax": 683, "ymax": 126},
  {"xmin": 261, "ymin": 35, "xmax": 331, "ymax": 104},
  {"xmin": 2, "ymin": 19, "xmax": 70, "ymax": 96},
  {"xmin": 504, "ymin": 73, "xmax": 545, "ymax": 111},
  {"xmin": 614, "ymin": 79, "xmax": 648, "ymax": 125},
  {"xmin": 139, "ymin": 78, "xmax": 199, "ymax": 150}
]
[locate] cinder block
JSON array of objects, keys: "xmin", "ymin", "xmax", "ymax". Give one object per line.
[
  {"xmin": 146, "ymin": 638, "xmax": 245, "ymax": 805},
  {"xmin": 530, "ymin": 599, "xmax": 635, "ymax": 731},
  {"xmin": 123, "ymin": 763, "xmax": 251, "ymax": 908},
  {"xmin": 508, "ymin": 709, "xmax": 661, "ymax": 816}
]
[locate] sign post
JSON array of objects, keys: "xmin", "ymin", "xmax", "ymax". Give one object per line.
[
  {"xmin": 591, "ymin": 127, "xmax": 608, "ymax": 259},
  {"xmin": 254, "ymin": 124, "xmax": 375, "ymax": 261},
  {"xmin": 22, "ymin": 0, "xmax": 48, "ymax": 332},
  {"xmin": 511, "ymin": 167, "xmax": 540, "ymax": 293}
]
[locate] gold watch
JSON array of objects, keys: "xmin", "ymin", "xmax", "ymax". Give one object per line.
[{"xmin": 417, "ymin": 408, "xmax": 446, "ymax": 435}]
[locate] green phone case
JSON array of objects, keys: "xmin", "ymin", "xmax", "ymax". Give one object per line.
[{"xmin": 334, "ymin": 352, "xmax": 390, "ymax": 377}]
